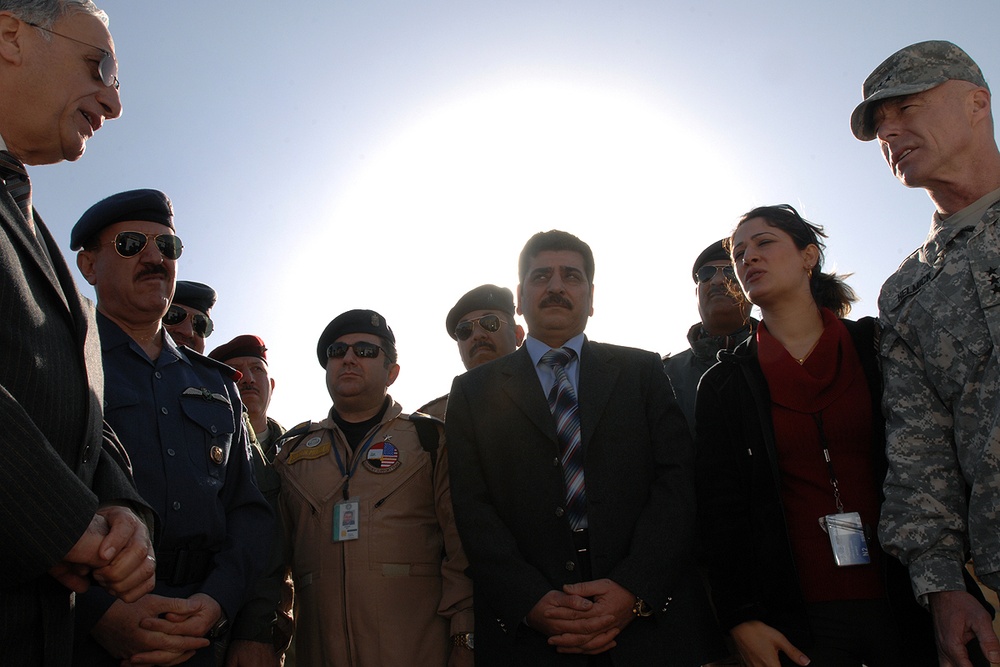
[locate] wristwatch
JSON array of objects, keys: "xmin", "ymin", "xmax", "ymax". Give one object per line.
[
  {"xmin": 451, "ymin": 632, "xmax": 474, "ymax": 651},
  {"xmin": 208, "ymin": 612, "xmax": 230, "ymax": 639},
  {"xmin": 632, "ymin": 597, "xmax": 654, "ymax": 618}
]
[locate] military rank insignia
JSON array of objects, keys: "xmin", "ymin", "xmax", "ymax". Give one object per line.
[{"xmin": 363, "ymin": 437, "xmax": 400, "ymax": 473}]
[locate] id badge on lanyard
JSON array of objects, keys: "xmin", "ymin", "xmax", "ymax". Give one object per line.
[
  {"xmin": 819, "ymin": 511, "xmax": 870, "ymax": 566},
  {"xmin": 812, "ymin": 412, "xmax": 871, "ymax": 567},
  {"xmin": 333, "ymin": 497, "xmax": 360, "ymax": 542}
]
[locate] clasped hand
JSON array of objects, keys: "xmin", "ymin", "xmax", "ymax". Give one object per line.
[
  {"xmin": 526, "ymin": 578, "xmax": 636, "ymax": 655},
  {"xmin": 49, "ymin": 505, "xmax": 155, "ymax": 603}
]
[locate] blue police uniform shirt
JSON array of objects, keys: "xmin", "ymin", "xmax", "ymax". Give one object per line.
[{"xmin": 97, "ymin": 313, "xmax": 273, "ymax": 624}]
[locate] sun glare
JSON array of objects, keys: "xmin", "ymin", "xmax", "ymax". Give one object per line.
[{"xmin": 271, "ymin": 79, "xmax": 754, "ymax": 417}]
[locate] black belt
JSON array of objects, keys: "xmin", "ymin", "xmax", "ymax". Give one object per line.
[{"xmin": 156, "ymin": 548, "xmax": 216, "ymax": 587}]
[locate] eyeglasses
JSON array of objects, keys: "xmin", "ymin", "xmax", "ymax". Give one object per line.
[
  {"xmin": 162, "ymin": 305, "xmax": 214, "ymax": 338},
  {"xmin": 326, "ymin": 341, "xmax": 386, "ymax": 360},
  {"xmin": 27, "ymin": 22, "xmax": 119, "ymax": 90},
  {"xmin": 695, "ymin": 265, "xmax": 737, "ymax": 284},
  {"xmin": 99, "ymin": 231, "xmax": 184, "ymax": 260},
  {"xmin": 454, "ymin": 314, "xmax": 506, "ymax": 341}
]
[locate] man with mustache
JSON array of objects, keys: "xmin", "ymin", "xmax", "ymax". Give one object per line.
[
  {"xmin": 446, "ymin": 230, "xmax": 722, "ymax": 665},
  {"xmin": 0, "ymin": 2, "xmax": 155, "ymax": 664},
  {"xmin": 852, "ymin": 41, "xmax": 1000, "ymax": 667},
  {"xmin": 418, "ymin": 284, "xmax": 525, "ymax": 420},
  {"xmin": 663, "ymin": 240, "xmax": 754, "ymax": 436},
  {"xmin": 275, "ymin": 309, "xmax": 473, "ymax": 665},
  {"xmin": 71, "ymin": 188, "xmax": 273, "ymax": 666},
  {"xmin": 164, "ymin": 281, "xmax": 216, "ymax": 354},
  {"xmin": 209, "ymin": 335, "xmax": 292, "ymax": 666}
]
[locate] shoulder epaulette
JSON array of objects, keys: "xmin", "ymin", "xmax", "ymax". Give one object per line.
[
  {"xmin": 183, "ymin": 348, "xmax": 241, "ymax": 382},
  {"xmin": 274, "ymin": 420, "xmax": 313, "ymax": 456}
]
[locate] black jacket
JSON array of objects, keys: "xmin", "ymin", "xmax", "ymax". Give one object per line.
[{"xmin": 694, "ymin": 317, "xmax": 936, "ymax": 659}]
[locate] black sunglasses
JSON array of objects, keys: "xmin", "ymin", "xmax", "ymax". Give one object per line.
[
  {"xmin": 27, "ymin": 22, "xmax": 119, "ymax": 90},
  {"xmin": 100, "ymin": 231, "xmax": 183, "ymax": 260},
  {"xmin": 695, "ymin": 265, "xmax": 737, "ymax": 284},
  {"xmin": 326, "ymin": 341, "xmax": 386, "ymax": 360},
  {"xmin": 455, "ymin": 314, "xmax": 505, "ymax": 341},
  {"xmin": 163, "ymin": 305, "xmax": 214, "ymax": 338}
]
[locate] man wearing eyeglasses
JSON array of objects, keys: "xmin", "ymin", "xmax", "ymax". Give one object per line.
[
  {"xmin": 164, "ymin": 280, "xmax": 216, "ymax": 354},
  {"xmin": 71, "ymin": 189, "xmax": 273, "ymax": 667},
  {"xmin": 419, "ymin": 284, "xmax": 525, "ymax": 420},
  {"xmin": 0, "ymin": 3, "xmax": 152, "ymax": 666},
  {"xmin": 275, "ymin": 309, "xmax": 474, "ymax": 666},
  {"xmin": 663, "ymin": 240, "xmax": 754, "ymax": 436},
  {"xmin": 445, "ymin": 230, "xmax": 722, "ymax": 666}
]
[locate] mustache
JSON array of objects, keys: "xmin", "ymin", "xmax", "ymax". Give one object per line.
[
  {"xmin": 539, "ymin": 294, "xmax": 573, "ymax": 309},
  {"xmin": 470, "ymin": 341, "xmax": 496, "ymax": 355},
  {"xmin": 137, "ymin": 264, "xmax": 170, "ymax": 280}
]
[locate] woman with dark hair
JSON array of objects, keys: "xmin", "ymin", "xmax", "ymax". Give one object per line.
[{"xmin": 694, "ymin": 205, "xmax": 936, "ymax": 666}]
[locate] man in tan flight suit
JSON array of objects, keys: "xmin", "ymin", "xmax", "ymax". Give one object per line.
[{"xmin": 275, "ymin": 309, "xmax": 474, "ymax": 666}]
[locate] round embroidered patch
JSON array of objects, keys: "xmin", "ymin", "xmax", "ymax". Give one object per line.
[{"xmin": 363, "ymin": 441, "xmax": 401, "ymax": 473}]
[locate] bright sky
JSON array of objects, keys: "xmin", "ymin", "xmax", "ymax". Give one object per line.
[{"xmin": 32, "ymin": 0, "xmax": 1000, "ymax": 426}]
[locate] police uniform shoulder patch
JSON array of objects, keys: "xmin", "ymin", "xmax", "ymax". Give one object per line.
[{"xmin": 363, "ymin": 436, "xmax": 401, "ymax": 473}]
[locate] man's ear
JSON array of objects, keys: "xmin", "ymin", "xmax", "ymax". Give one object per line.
[
  {"xmin": 969, "ymin": 87, "xmax": 992, "ymax": 128},
  {"xmin": 385, "ymin": 363, "xmax": 400, "ymax": 387},
  {"xmin": 77, "ymin": 250, "xmax": 97, "ymax": 286},
  {"xmin": 0, "ymin": 14, "xmax": 27, "ymax": 66}
]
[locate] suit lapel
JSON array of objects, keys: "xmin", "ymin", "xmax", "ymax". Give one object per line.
[
  {"xmin": 578, "ymin": 341, "xmax": 618, "ymax": 451},
  {"xmin": 0, "ymin": 194, "xmax": 71, "ymax": 314},
  {"xmin": 501, "ymin": 346, "xmax": 559, "ymax": 444}
]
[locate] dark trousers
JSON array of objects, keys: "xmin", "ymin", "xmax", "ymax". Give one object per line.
[{"xmin": 778, "ymin": 598, "xmax": 934, "ymax": 667}]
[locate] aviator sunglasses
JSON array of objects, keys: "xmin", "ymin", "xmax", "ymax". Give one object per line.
[
  {"xmin": 454, "ymin": 314, "xmax": 505, "ymax": 341},
  {"xmin": 162, "ymin": 305, "xmax": 214, "ymax": 338},
  {"xmin": 695, "ymin": 265, "xmax": 737, "ymax": 284},
  {"xmin": 98, "ymin": 231, "xmax": 184, "ymax": 260},
  {"xmin": 26, "ymin": 22, "xmax": 120, "ymax": 90},
  {"xmin": 326, "ymin": 341, "xmax": 386, "ymax": 360}
]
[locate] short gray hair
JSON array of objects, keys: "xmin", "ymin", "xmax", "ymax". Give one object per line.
[{"xmin": 0, "ymin": 0, "xmax": 108, "ymax": 29}]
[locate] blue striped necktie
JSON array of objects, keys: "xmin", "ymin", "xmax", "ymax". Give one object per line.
[
  {"xmin": 0, "ymin": 150, "xmax": 33, "ymax": 232},
  {"xmin": 541, "ymin": 347, "xmax": 586, "ymax": 529}
]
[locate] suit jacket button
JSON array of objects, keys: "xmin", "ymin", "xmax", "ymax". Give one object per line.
[
  {"xmin": 555, "ymin": 506, "xmax": 565, "ymax": 517},
  {"xmin": 553, "ymin": 457, "xmax": 560, "ymax": 466},
  {"xmin": 565, "ymin": 561, "xmax": 575, "ymax": 571}
]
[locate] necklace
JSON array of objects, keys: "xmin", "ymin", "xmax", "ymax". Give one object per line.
[{"xmin": 795, "ymin": 336, "xmax": 821, "ymax": 365}]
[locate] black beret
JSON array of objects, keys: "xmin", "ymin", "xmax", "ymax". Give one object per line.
[
  {"xmin": 210, "ymin": 334, "xmax": 267, "ymax": 364},
  {"xmin": 316, "ymin": 309, "xmax": 395, "ymax": 367},
  {"xmin": 172, "ymin": 281, "xmax": 217, "ymax": 313},
  {"xmin": 692, "ymin": 240, "xmax": 729, "ymax": 283},
  {"xmin": 71, "ymin": 188, "xmax": 174, "ymax": 250},
  {"xmin": 445, "ymin": 284, "xmax": 515, "ymax": 340}
]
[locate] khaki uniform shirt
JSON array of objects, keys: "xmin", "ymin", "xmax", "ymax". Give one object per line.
[
  {"xmin": 878, "ymin": 189, "xmax": 1000, "ymax": 599},
  {"xmin": 275, "ymin": 399, "xmax": 473, "ymax": 666},
  {"xmin": 417, "ymin": 394, "xmax": 448, "ymax": 421}
]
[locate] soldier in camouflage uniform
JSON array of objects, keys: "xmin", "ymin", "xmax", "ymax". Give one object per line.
[{"xmin": 852, "ymin": 41, "xmax": 1000, "ymax": 666}]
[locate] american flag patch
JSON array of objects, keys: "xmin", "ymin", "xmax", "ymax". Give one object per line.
[{"xmin": 365, "ymin": 441, "xmax": 400, "ymax": 473}]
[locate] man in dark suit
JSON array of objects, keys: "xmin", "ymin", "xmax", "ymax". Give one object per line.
[
  {"xmin": 0, "ymin": 2, "xmax": 154, "ymax": 665},
  {"xmin": 446, "ymin": 230, "xmax": 722, "ymax": 666}
]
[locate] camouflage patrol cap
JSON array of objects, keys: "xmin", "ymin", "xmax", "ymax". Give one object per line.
[{"xmin": 851, "ymin": 40, "xmax": 988, "ymax": 141}]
